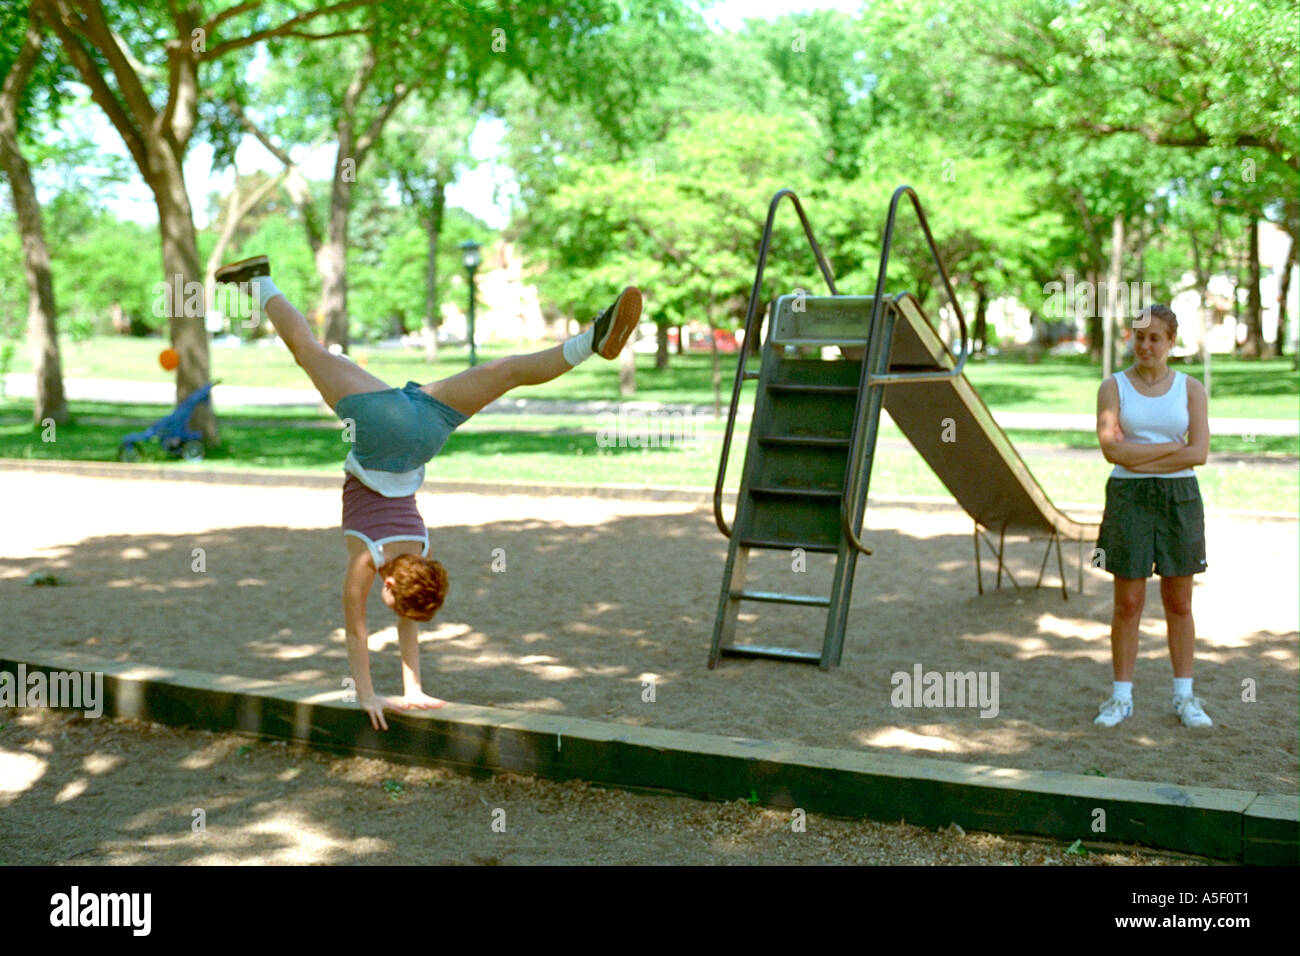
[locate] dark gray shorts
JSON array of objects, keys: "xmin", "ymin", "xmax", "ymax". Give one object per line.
[
  {"xmin": 335, "ymin": 382, "xmax": 467, "ymax": 472},
  {"xmin": 1094, "ymin": 476, "xmax": 1207, "ymax": 579}
]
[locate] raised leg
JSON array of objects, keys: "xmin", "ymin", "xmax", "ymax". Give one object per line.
[
  {"xmin": 262, "ymin": 294, "xmax": 391, "ymax": 412},
  {"xmin": 421, "ymin": 345, "xmax": 572, "ymax": 417}
]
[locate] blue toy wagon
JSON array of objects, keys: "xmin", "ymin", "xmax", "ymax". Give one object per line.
[{"xmin": 118, "ymin": 381, "xmax": 216, "ymax": 463}]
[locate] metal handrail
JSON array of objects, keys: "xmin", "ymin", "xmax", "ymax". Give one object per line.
[
  {"xmin": 712, "ymin": 189, "xmax": 838, "ymax": 539},
  {"xmin": 839, "ymin": 185, "xmax": 971, "ymax": 557}
]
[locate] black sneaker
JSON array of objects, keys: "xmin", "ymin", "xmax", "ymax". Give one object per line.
[
  {"xmin": 215, "ymin": 255, "xmax": 270, "ymax": 285},
  {"xmin": 591, "ymin": 286, "xmax": 642, "ymax": 359}
]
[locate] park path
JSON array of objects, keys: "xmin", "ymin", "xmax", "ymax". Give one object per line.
[{"xmin": 3, "ymin": 373, "xmax": 1296, "ymax": 435}]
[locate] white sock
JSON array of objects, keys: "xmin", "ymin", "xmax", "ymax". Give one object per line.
[
  {"xmin": 562, "ymin": 328, "xmax": 594, "ymax": 366},
  {"xmin": 252, "ymin": 276, "xmax": 283, "ymax": 310},
  {"xmin": 1112, "ymin": 680, "xmax": 1133, "ymax": 703},
  {"xmin": 1173, "ymin": 677, "xmax": 1193, "ymax": 700}
]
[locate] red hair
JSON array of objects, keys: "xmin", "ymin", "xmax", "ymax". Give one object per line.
[{"xmin": 378, "ymin": 553, "xmax": 448, "ymax": 621}]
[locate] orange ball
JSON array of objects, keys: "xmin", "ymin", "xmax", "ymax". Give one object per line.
[{"xmin": 159, "ymin": 348, "xmax": 180, "ymax": 371}]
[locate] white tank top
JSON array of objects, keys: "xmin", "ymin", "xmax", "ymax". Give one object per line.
[{"xmin": 1110, "ymin": 370, "xmax": 1195, "ymax": 478}]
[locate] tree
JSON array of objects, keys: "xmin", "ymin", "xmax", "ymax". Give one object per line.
[
  {"xmin": 526, "ymin": 110, "xmax": 823, "ymax": 411},
  {"xmin": 0, "ymin": 3, "xmax": 68, "ymax": 424},
  {"xmin": 742, "ymin": 10, "xmax": 876, "ymax": 180},
  {"xmin": 203, "ymin": 168, "xmax": 288, "ymax": 328},
  {"xmin": 862, "ymin": 0, "xmax": 1298, "ymax": 365},
  {"xmin": 372, "ymin": 89, "xmax": 478, "ymax": 360},
  {"xmin": 227, "ymin": 0, "xmax": 703, "ymax": 353},
  {"xmin": 903, "ymin": 0, "xmax": 1300, "ymax": 172},
  {"xmin": 39, "ymin": 0, "xmax": 380, "ymax": 444}
]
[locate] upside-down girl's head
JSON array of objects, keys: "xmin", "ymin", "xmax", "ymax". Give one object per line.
[{"xmin": 377, "ymin": 553, "xmax": 448, "ymax": 621}]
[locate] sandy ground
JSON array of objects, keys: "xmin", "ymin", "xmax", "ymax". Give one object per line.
[
  {"xmin": 2, "ymin": 470, "xmax": 1296, "ymax": 806},
  {"xmin": 0, "ymin": 708, "xmax": 1200, "ymax": 865}
]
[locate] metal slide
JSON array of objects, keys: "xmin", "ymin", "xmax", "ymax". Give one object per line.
[
  {"xmin": 883, "ymin": 291, "xmax": 1098, "ymax": 546},
  {"xmin": 709, "ymin": 186, "xmax": 1098, "ymax": 670}
]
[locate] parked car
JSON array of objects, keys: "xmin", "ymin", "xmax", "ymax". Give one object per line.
[{"xmin": 684, "ymin": 327, "xmax": 739, "ymax": 353}]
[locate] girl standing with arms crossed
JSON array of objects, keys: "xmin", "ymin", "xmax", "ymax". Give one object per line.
[{"xmin": 1093, "ymin": 304, "xmax": 1213, "ymax": 728}]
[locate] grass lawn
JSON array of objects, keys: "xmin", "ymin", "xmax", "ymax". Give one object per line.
[
  {"xmin": 2, "ymin": 405, "xmax": 1294, "ymax": 513},
  {"xmin": 7, "ymin": 334, "xmax": 1299, "ymax": 418},
  {"xmin": 4, "ymin": 337, "xmax": 1295, "ymax": 513}
]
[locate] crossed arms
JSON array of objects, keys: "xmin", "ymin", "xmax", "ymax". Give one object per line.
[{"xmin": 1096, "ymin": 375, "xmax": 1210, "ymax": 474}]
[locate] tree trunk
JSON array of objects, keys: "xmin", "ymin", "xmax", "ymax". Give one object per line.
[
  {"xmin": 655, "ymin": 321, "xmax": 668, "ymax": 370},
  {"xmin": 1189, "ymin": 227, "xmax": 1212, "ymax": 398},
  {"xmin": 320, "ymin": 171, "xmax": 354, "ymax": 351},
  {"xmin": 674, "ymin": 325, "xmax": 684, "ymax": 355},
  {"xmin": 1242, "ymin": 216, "xmax": 1264, "ymax": 358},
  {"xmin": 205, "ymin": 171, "xmax": 286, "ymax": 336},
  {"xmin": 43, "ymin": 0, "xmax": 215, "ymax": 443},
  {"xmin": 0, "ymin": 16, "xmax": 68, "ymax": 425},
  {"xmin": 1104, "ymin": 213, "xmax": 1123, "ymax": 379},
  {"xmin": 1086, "ymin": 269, "xmax": 1103, "ymax": 363},
  {"xmin": 1278, "ymin": 225, "xmax": 1296, "ymax": 361},
  {"xmin": 423, "ymin": 182, "xmax": 445, "ymax": 362},
  {"xmin": 1135, "ymin": 217, "xmax": 1147, "ymax": 293},
  {"xmin": 972, "ymin": 281, "xmax": 988, "ymax": 354},
  {"xmin": 1074, "ymin": 191, "xmax": 1105, "ymax": 362},
  {"xmin": 154, "ymin": 158, "xmax": 217, "ymax": 444}
]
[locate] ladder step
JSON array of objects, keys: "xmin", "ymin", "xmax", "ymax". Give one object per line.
[
  {"xmin": 757, "ymin": 435, "xmax": 851, "ymax": 448},
  {"xmin": 749, "ymin": 486, "xmax": 841, "ymax": 499},
  {"xmin": 767, "ymin": 383, "xmax": 858, "ymax": 395},
  {"xmin": 719, "ymin": 644, "xmax": 823, "ymax": 665},
  {"xmin": 738, "ymin": 537, "xmax": 839, "ymax": 553},
  {"xmin": 730, "ymin": 589, "xmax": 832, "ymax": 607}
]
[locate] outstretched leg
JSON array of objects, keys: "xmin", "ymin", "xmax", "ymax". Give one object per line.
[
  {"xmin": 422, "ymin": 345, "xmax": 572, "ymax": 417},
  {"xmin": 262, "ymin": 295, "xmax": 391, "ymax": 412},
  {"xmin": 217, "ymin": 257, "xmax": 390, "ymax": 412},
  {"xmin": 422, "ymin": 286, "xmax": 642, "ymax": 417}
]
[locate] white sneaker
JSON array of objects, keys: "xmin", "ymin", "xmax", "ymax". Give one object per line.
[
  {"xmin": 1094, "ymin": 696, "xmax": 1133, "ymax": 727},
  {"xmin": 1174, "ymin": 695, "xmax": 1213, "ymax": 727}
]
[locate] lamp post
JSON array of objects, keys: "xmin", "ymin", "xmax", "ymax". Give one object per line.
[{"xmin": 460, "ymin": 240, "xmax": 482, "ymax": 366}]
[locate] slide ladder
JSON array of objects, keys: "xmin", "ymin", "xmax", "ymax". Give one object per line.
[
  {"xmin": 708, "ymin": 187, "xmax": 969, "ymax": 669},
  {"xmin": 709, "ymin": 186, "xmax": 1098, "ymax": 669}
]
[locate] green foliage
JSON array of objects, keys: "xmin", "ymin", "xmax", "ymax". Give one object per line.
[
  {"xmin": 522, "ymin": 109, "xmax": 823, "ymax": 328},
  {"xmin": 820, "ymin": 131, "xmax": 1068, "ymax": 307},
  {"xmin": 742, "ymin": 10, "xmax": 876, "ymax": 180},
  {"xmin": 347, "ymin": 199, "xmax": 494, "ymax": 342},
  {"xmin": 54, "ymin": 215, "xmax": 161, "ymax": 334},
  {"xmin": 0, "ymin": 338, "xmax": 16, "ymax": 392},
  {"xmin": 221, "ymin": 213, "xmax": 319, "ymax": 334},
  {"xmin": 0, "ymin": 2, "xmax": 74, "ymax": 139},
  {"xmin": 0, "ymin": 226, "xmax": 22, "ymax": 334}
]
